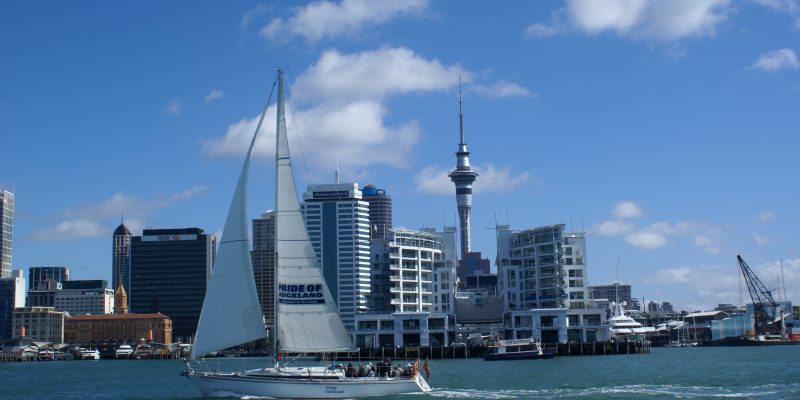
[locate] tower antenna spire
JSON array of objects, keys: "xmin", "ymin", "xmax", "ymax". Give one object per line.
[{"xmin": 458, "ymin": 75, "xmax": 465, "ymax": 145}]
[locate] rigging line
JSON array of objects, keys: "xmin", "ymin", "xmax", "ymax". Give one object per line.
[{"xmin": 282, "ymin": 70, "xmax": 313, "ymax": 185}]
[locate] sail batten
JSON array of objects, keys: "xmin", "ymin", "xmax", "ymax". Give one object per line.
[{"xmin": 274, "ymin": 68, "xmax": 355, "ymax": 353}]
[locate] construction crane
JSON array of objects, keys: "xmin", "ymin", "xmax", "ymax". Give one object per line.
[{"xmin": 736, "ymin": 255, "xmax": 785, "ymax": 339}]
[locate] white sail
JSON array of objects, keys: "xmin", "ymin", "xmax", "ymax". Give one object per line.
[
  {"xmin": 191, "ymin": 102, "xmax": 267, "ymax": 359},
  {"xmin": 274, "ymin": 69, "xmax": 354, "ymax": 353}
]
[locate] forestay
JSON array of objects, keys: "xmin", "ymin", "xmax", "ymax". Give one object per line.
[{"xmin": 274, "ymin": 69, "xmax": 354, "ymax": 353}]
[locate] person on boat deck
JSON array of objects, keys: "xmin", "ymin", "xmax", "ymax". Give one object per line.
[
  {"xmin": 357, "ymin": 364, "xmax": 366, "ymax": 377},
  {"xmin": 346, "ymin": 362, "xmax": 355, "ymax": 377},
  {"xmin": 391, "ymin": 366, "xmax": 402, "ymax": 378},
  {"xmin": 366, "ymin": 364, "xmax": 375, "ymax": 377}
]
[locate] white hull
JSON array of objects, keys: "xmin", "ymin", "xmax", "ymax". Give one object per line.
[{"xmin": 187, "ymin": 370, "xmax": 430, "ymax": 399}]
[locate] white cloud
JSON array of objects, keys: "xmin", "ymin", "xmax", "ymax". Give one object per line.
[
  {"xmin": 528, "ymin": 0, "xmax": 731, "ymax": 41},
  {"xmin": 293, "ymin": 47, "xmax": 467, "ymax": 104},
  {"xmin": 204, "ymin": 47, "xmax": 468, "ymax": 171},
  {"xmin": 31, "ymin": 186, "xmax": 208, "ymax": 241},
  {"xmin": 625, "ymin": 231, "xmax": 667, "ymax": 250},
  {"xmin": 593, "ymin": 219, "xmax": 636, "ymax": 236},
  {"xmin": 260, "ymin": 0, "xmax": 429, "ymax": 43},
  {"xmin": 751, "ymin": 0, "xmax": 799, "ymax": 13},
  {"xmin": 752, "ymin": 48, "xmax": 800, "ymax": 71},
  {"xmin": 612, "ymin": 201, "xmax": 643, "ymax": 218},
  {"xmin": 593, "ymin": 202, "xmax": 725, "ymax": 253},
  {"xmin": 32, "ymin": 219, "xmax": 108, "ymax": 240},
  {"xmin": 757, "ymin": 211, "xmax": 776, "ymax": 222},
  {"xmin": 204, "ymin": 89, "xmax": 224, "ymax": 104},
  {"xmin": 240, "ymin": 4, "xmax": 271, "ymax": 30},
  {"xmin": 647, "ymin": 258, "xmax": 799, "ymax": 311},
  {"xmin": 163, "ymin": 98, "xmax": 182, "ymax": 115},
  {"xmin": 414, "ymin": 163, "xmax": 532, "ymax": 195},
  {"xmin": 754, "ymin": 232, "xmax": 770, "ymax": 246},
  {"xmin": 525, "ymin": 22, "xmax": 564, "ymax": 37},
  {"xmin": 470, "ymin": 81, "xmax": 532, "ymax": 99}
]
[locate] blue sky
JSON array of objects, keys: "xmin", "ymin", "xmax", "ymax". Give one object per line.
[{"xmin": 2, "ymin": 0, "xmax": 798, "ymax": 311}]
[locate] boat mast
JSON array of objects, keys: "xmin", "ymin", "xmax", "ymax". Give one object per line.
[{"xmin": 273, "ymin": 67, "xmax": 285, "ymax": 369}]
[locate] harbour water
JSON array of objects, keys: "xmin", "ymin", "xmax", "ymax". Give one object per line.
[{"xmin": 2, "ymin": 346, "xmax": 798, "ymax": 399}]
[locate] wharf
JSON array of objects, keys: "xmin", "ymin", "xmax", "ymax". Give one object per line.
[{"xmin": 312, "ymin": 341, "xmax": 651, "ymax": 361}]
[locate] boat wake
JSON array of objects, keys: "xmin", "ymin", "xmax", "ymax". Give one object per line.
[{"xmin": 428, "ymin": 383, "xmax": 800, "ymax": 399}]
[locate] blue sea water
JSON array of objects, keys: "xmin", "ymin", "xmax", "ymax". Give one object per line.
[{"xmin": 1, "ymin": 346, "xmax": 798, "ymax": 399}]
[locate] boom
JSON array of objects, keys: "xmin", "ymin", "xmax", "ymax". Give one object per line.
[{"xmin": 736, "ymin": 255, "xmax": 781, "ymax": 337}]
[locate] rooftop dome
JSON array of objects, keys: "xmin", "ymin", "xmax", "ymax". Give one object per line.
[
  {"xmin": 361, "ymin": 184, "xmax": 380, "ymax": 195},
  {"xmin": 113, "ymin": 223, "xmax": 131, "ymax": 236}
]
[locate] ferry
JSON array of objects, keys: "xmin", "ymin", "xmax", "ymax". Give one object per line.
[{"xmin": 483, "ymin": 338, "xmax": 556, "ymax": 361}]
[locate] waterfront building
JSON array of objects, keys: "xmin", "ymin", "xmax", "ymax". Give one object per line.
[
  {"xmin": 301, "ymin": 183, "xmax": 370, "ymax": 330},
  {"xmin": 497, "ymin": 226, "xmax": 608, "ymax": 342},
  {"xmin": 497, "ymin": 224, "xmax": 567, "ymax": 310},
  {"xmin": 384, "ymin": 228, "xmax": 440, "ymax": 313},
  {"xmin": 64, "ymin": 313, "xmax": 172, "ymax": 345},
  {"xmin": 362, "ymin": 184, "xmax": 392, "ymax": 239},
  {"xmin": 0, "ymin": 190, "xmax": 13, "ymax": 278},
  {"xmin": 112, "ymin": 222, "xmax": 132, "ymax": 306},
  {"xmin": 589, "ymin": 282, "xmax": 633, "ymax": 305},
  {"xmin": 54, "ymin": 280, "xmax": 114, "ymax": 316},
  {"xmin": 431, "ymin": 226, "xmax": 458, "ymax": 314},
  {"xmin": 448, "ymin": 89, "xmax": 478, "ymax": 261},
  {"xmin": 129, "ymin": 227, "xmax": 215, "ymax": 343},
  {"xmin": 251, "ymin": 210, "xmax": 275, "ymax": 329},
  {"xmin": 12, "ymin": 306, "xmax": 66, "ymax": 343},
  {"xmin": 352, "ymin": 312, "xmax": 456, "ymax": 348},
  {"xmin": 26, "ymin": 266, "xmax": 69, "ymax": 308},
  {"xmin": 0, "ymin": 270, "xmax": 25, "ymax": 339}
]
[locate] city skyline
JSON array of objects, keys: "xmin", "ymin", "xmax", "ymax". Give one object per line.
[{"xmin": 2, "ymin": 1, "xmax": 799, "ymax": 311}]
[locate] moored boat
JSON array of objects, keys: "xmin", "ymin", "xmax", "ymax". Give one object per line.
[
  {"xmin": 116, "ymin": 344, "xmax": 134, "ymax": 359},
  {"xmin": 483, "ymin": 338, "xmax": 556, "ymax": 361}
]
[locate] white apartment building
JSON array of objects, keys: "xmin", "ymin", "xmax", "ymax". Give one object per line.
[
  {"xmin": 385, "ymin": 228, "xmax": 438, "ymax": 313},
  {"xmin": 302, "ymin": 183, "xmax": 371, "ymax": 330},
  {"xmin": 430, "ymin": 226, "xmax": 457, "ymax": 314},
  {"xmin": 498, "ymin": 225, "xmax": 607, "ymax": 343}
]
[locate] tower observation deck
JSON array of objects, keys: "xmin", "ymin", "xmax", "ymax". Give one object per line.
[{"xmin": 448, "ymin": 86, "xmax": 478, "ymax": 260}]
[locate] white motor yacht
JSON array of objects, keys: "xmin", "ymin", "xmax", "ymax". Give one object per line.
[
  {"xmin": 116, "ymin": 344, "xmax": 134, "ymax": 359},
  {"xmin": 609, "ymin": 302, "xmax": 656, "ymax": 342},
  {"xmin": 81, "ymin": 349, "xmax": 101, "ymax": 360}
]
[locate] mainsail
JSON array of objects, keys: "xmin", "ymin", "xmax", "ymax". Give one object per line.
[
  {"xmin": 274, "ymin": 69, "xmax": 354, "ymax": 353},
  {"xmin": 190, "ymin": 89, "xmax": 270, "ymax": 359}
]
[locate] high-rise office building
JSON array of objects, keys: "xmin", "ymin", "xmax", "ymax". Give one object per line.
[
  {"xmin": 112, "ymin": 222, "xmax": 132, "ymax": 304},
  {"xmin": 432, "ymin": 226, "xmax": 458, "ymax": 314},
  {"xmin": 301, "ymin": 183, "xmax": 370, "ymax": 330},
  {"xmin": 361, "ymin": 184, "xmax": 392, "ymax": 239},
  {"xmin": 448, "ymin": 90, "xmax": 478, "ymax": 262},
  {"xmin": 55, "ymin": 280, "xmax": 114, "ymax": 316},
  {"xmin": 26, "ymin": 266, "xmax": 69, "ymax": 307},
  {"xmin": 129, "ymin": 228, "xmax": 215, "ymax": 343},
  {"xmin": 0, "ymin": 190, "xmax": 13, "ymax": 278},
  {"xmin": 251, "ymin": 210, "xmax": 275, "ymax": 329},
  {"xmin": 0, "ymin": 270, "xmax": 25, "ymax": 339}
]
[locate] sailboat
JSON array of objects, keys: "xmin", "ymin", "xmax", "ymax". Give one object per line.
[{"xmin": 183, "ymin": 68, "xmax": 431, "ymax": 398}]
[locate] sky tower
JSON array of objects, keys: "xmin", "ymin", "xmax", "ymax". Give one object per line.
[{"xmin": 448, "ymin": 84, "xmax": 478, "ymax": 260}]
